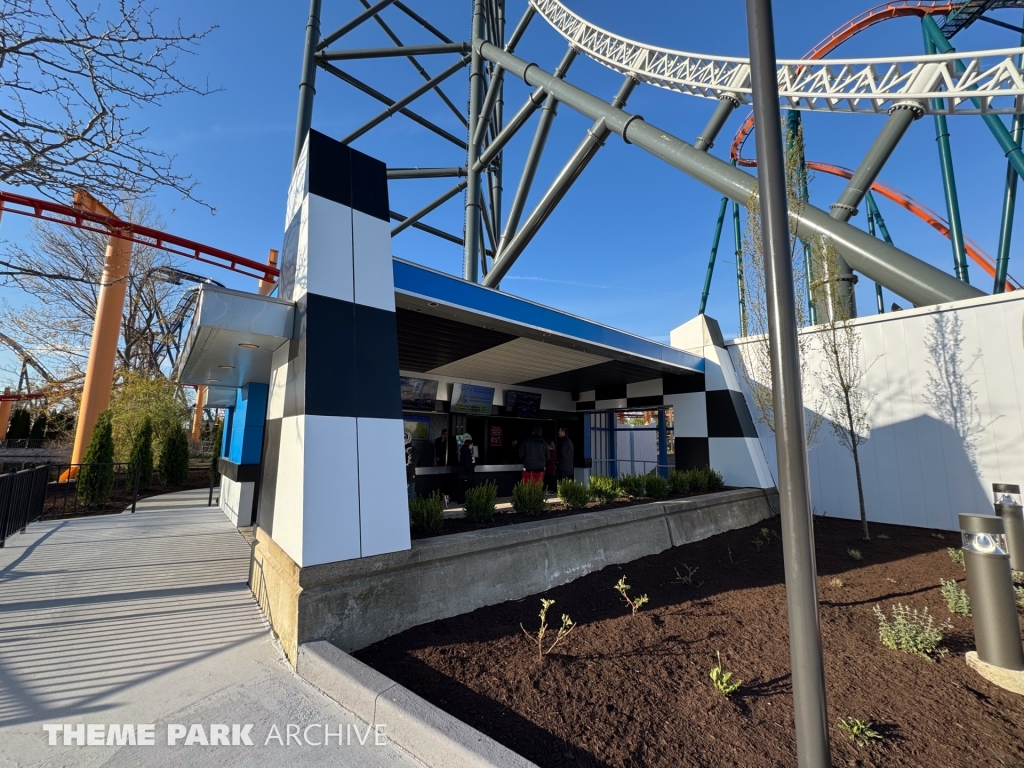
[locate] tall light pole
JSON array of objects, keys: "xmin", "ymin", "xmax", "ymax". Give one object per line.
[{"xmin": 745, "ymin": 1, "xmax": 832, "ymax": 765}]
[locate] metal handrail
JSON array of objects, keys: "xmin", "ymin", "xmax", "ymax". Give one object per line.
[{"xmin": 0, "ymin": 466, "xmax": 49, "ymax": 547}]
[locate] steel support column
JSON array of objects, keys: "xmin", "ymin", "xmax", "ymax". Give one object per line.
[
  {"xmin": 821, "ymin": 103, "xmax": 921, "ymax": 319},
  {"xmin": 865, "ymin": 196, "xmax": 885, "ymax": 314},
  {"xmin": 477, "ymin": 43, "xmax": 985, "ymax": 308},
  {"xmin": 293, "ymin": 0, "xmax": 322, "ymax": 168},
  {"xmin": 995, "ymin": 27, "xmax": 1024, "ymax": 294},
  {"xmin": 746, "ymin": 2, "xmax": 831, "ymax": 764},
  {"xmin": 483, "ymin": 75, "xmax": 638, "ymax": 288},
  {"xmin": 391, "ymin": 181, "xmax": 468, "ymax": 235},
  {"xmin": 699, "ymin": 196, "xmax": 729, "ymax": 315},
  {"xmin": 463, "ymin": 0, "xmax": 487, "ymax": 282},
  {"xmin": 694, "ymin": 95, "xmax": 740, "ymax": 152},
  {"xmin": 733, "ymin": 198, "xmax": 747, "ymax": 336},
  {"xmin": 786, "ymin": 111, "xmax": 816, "ymax": 325}
]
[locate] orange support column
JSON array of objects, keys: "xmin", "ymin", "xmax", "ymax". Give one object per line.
[
  {"xmin": 0, "ymin": 388, "xmax": 13, "ymax": 441},
  {"xmin": 258, "ymin": 249, "xmax": 279, "ymax": 296},
  {"xmin": 191, "ymin": 386, "xmax": 206, "ymax": 442},
  {"xmin": 69, "ymin": 191, "xmax": 133, "ymax": 467}
]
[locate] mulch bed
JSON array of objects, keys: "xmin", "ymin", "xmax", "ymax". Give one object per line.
[
  {"xmin": 40, "ymin": 466, "xmax": 214, "ymax": 520},
  {"xmin": 357, "ymin": 516, "xmax": 1024, "ymax": 768},
  {"xmin": 414, "ymin": 489, "xmax": 740, "ymax": 540}
]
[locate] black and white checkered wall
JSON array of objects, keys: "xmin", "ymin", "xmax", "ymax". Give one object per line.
[{"xmin": 257, "ymin": 130, "xmax": 410, "ymax": 567}]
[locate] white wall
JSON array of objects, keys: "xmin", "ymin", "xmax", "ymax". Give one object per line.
[{"xmin": 726, "ymin": 291, "xmax": 1024, "ymax": 531}]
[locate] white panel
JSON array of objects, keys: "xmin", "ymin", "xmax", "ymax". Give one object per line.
[
  {"xmin": 219, "ymin": 476, "xmax": 254, "ymax": 527},
  {"xmin": 428, "ymin": 337, "xmax": 606, "ymax": 383},
  {"xmin": 352, "ymin": 210, "xmax": 395, "ymax": 312},
  {"xmin": 357, "ymin": 417, "xmax": 413, "ymax": 557},
  {"xmin": 709, "ymin": 437, "xmax": 766, "ymax": 488},
  {"xmin": 266, "ymin": 343, "xmax": 290, "ymax": 420},
  {"xmin": 302, "ymin": 415, "xmax": 361, "ymax": 566},
  {"xmin": 306, "ymin": 194, "xmax": 354, "ymax": 303},
  {"xmin": 285, "ymin": 138, "xmax": 309, "ymax": 227},
  {"xmin": 595, "ymin": 398, "xmax": 627, "ymax": 410},
  {"xmin": 664, "ymin": 392, "xmax": 707, "ymax": 437},
  {"xmin": 270, "ymin": 415, "xmax": 307, "ymax": 565},
  {"xmin": 580, "ymin": 390, "xmax": 596, "ymax": 402},
  {"xmin": 627, "ymin": 379, "xmax": 663, "ymax": 398}
]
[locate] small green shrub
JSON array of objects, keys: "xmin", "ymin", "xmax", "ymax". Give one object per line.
[
  {"xmin": 588, "ymin": 474, "xmax": 619, "ymax": 503},
  {"xmin": 158, "ymin": 421, "xmax": 190, "ymax": 487},
  {"xmin": 669, "ymin": 469, "xmax": 690, "ymax": 495},
  {"xmin": 77, "ymin": 410, "xmax": 115, "ymax": 506},
  {"xmin": 617, "ymin": 474, "xmax": 647, "ymax": 499},
  {"xmin": 838, "ymin": 717, "xmax": 882, "ymax": 748},
  {"xmin": 1013, "ymin": 570, "xmax": 1024, "ymax": 586},
  {"xmin": 410, "ymin": 491, "xmax": 445, "ymax": 534},
  {"xmin": 948, "ymin": 547, "xmax": 965, "ymax": 568},
  {"xmin": 512, "ymin": 479, "xmax": 546, "ymax": 516},
  {"xmin": 873, "ymin": 603, "xmax": 945, "ymax": 660},
  {"xmin": 464, "ymin": 481, "xmax": 498, "ymax": 523},
  {"xmin": 1016, "ymin": 585, "xmax": 1024, "ymax": 607},
  {"xmin": 940, "ymin": 578, "xmax": 971, "ymax": 616},
  {"xmin": 848, "ymin": 548, "xmax": 863, "ymax": 561},
  {"xmin": 645, "ymin": 474, "xmax": 669, "ymax": 499},
  {"xmin": 127, "ymin": 417, "xmax": 154, "ymax": 490},
  {"xmin": 557, "ymin": 478, "xmax": 590, "ymax": 510},
  {"xmin": 674, "ymin": 564, "xmax": 700, "ymax": 586},
  {"xmin": 709, "ymin": 651, "xmax": 742, "ymax": 697},
  {"xmin": 520, "ymin": 598, "xmax": 576, "ymax": 660},
  {"xmin": 679, "ymin": 466, "xmax": 725, "ymax": 494},
  {"xmin": 614, "ymin": 575, "xmax": 649, "ymax": 616}
]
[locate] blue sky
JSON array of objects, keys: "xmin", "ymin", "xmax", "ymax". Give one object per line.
[{"xmin": 2, "ymin": 1, "xmax": 1024, "ymax": 386}]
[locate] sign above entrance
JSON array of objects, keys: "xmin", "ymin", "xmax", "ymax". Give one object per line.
[{"xmin": 451, "ymin": 383, "xmax": 494, "ymax": 415}]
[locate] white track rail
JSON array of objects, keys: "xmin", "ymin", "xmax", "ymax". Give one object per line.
[{"xmin": 530, "ymin": 0, "xmax": 1024, "ymax": 115}]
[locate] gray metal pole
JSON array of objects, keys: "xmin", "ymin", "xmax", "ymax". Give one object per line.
[
  {"xmin": 293, "ymin": 0, "xmax": 323, "ymax": 169},
  {"xmin": 473, "ymin": 4, "xmax": 531, "ymax": 148},
  {"xmin": 695, "ymin": 95, "xmax": 740, "ymax": 152},
  {"xmin": 388, "ymin": 167, "xmax": 467, "ymax": 179},
  {"xmin": 478, "ymin": 43, "xmax": 985, "ymax": 308},
  {"xmin": 463, "ymin": 0, "xmax": 486, "ymax": 282},
  {"xmin": 746, "ymin": 2, "xmax": 831, "ymax": 765},
  {"xmin": 317, "ymin": 0, "xmax": 397, "ymax": 51},
  {"xmin": 699, "ymin": 196, "xmax": 730, "ymax": 314},
  {"xmin": 391, "ymin": 180, "xmax": 468, "ymax": 235},
  {"xmin": 821, "ymin": 104, "xmax": 921, "ymax": 320},
  {"xmin": 484, "ymin": 75, "xmax": 637, "ymax": 287}
]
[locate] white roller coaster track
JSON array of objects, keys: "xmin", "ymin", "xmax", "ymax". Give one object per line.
[{"xmin": 530, "ymin": 0, "xmax": 1024, "ymax": 115}]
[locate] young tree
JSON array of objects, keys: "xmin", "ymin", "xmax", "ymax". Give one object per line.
[
  {"xmin": 737, "ymin": 116, "xmax": 821, "ymax": 446},
  {"xmin": 128, "ymin": 417, "xmax": 154, "ymax": 490},
  {"xmin": 6, "ymin": 408, "xmax": 31, "ymax": 440},
  {"xmin": 813, "ymin": 238, "xmax": 872, "ymax": 541},
  {"xmin": 158, "ymin": 421, "xmax": 190, "ymax": 487},
  {"xmin": 78, "ymin": 409, "xmax": 115, "ymax": 505},
  {"xmin": 109, "ymin": 371, "xmax": 190, "ymax": 462},
  {"xmin": 0, "ymin": 0, "xmax": 215, "ymax": 205}
]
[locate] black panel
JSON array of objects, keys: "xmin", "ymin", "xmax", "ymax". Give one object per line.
[
  {"xmin": 350, "ymin": 149, "xmax": 389, "ymax": 222},
  {"xmin": 675, "ymin": 437, "xmax": 710, "ymax": 471},
  {"xmin": 218, "ymin": 458, "xmax": 261, "ymax": 483},
  {"xmin": 307, "ymin": 129, "xmax": 353, "ymax": 209},
  {"xmin": 595, "ymin": 383, "xmax": 627, "ymax": 401},
  {"xmin": 576, "ymin": 401, "xmax": 596, "ymax": 412},
  {"xmin": 663, "ymin": 372, "xmax": 705, "ymax": 394},
  {"xmin": 304, "ymin": 292, "xmax": 357, "ymax": 417},
  {"xmin": 520, "ymin": 360, "xmax": 673, "ymax": 394},
  {"xmin": 627, "ymin": 395, "xmax": 664, "ymax": 408},
  {"xmin": 396, "ymin": 308, "xmax": 516, "ymax": 372},
  {"xmin": 257, "ymin": 417, "xmax": 281, "ymax": 534},
  {"xmin": 353, "ymin": 303, "xmax": 402, "ymax": 419},
  {"xmin": 706, "ymin": 389, "xmax": 758, "ymax": 438}
]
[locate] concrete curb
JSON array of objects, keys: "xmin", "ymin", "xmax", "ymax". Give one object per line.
[{"xmin": 297, "ymin": 640, "xmax": 538, "ymax": 768}]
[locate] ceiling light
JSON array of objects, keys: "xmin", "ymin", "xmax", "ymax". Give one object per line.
[
  {"xmin": 427, "ymin": 301, "xmax": 439, "ymax": 307},
  {"xmin": 207, "ymin": 378, "xmax": 220, "ymax": 383},
  {"xmin": 219, "ymin": 365, "xmax": 234, "ymax": 369},
  {"xmin": 238, "ymin": 343, "xmax": 260, "ymax": 349}
]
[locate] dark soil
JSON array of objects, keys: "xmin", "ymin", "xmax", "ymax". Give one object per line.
[
  {"xmin": 357, "ymin": 516, "xmax": 1024, "ymax": 768},
  {"xmin": 414, "ymin": 489, "xmax": 736, "ymax": 540}
]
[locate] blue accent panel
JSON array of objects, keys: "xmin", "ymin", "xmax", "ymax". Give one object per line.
[
  {"xmin": 228, "ymin": 383, "xmax": 268, "ymax": 465},
  {"xmin": 220, "ymin": 410, "xmax": 232, "ymax": 458},
  {"xmin": 393, "ymin": 259, "xmax": 705, "ymax": 373}
]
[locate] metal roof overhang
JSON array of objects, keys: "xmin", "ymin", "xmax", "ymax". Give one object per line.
[
  {"xmin": 173, "ymin": 285, "xmax": 294, "ymax": 388},
  {"xmin": 393, "ymin": 259, "xmax": 704, "ymax": 391}
]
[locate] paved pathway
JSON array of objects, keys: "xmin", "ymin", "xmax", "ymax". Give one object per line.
[{"xmin": 0, "ymin": 489, "xmax": 423, "ymax": 768}]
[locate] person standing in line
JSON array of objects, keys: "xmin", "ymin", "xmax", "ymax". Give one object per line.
[
  {"xmin": 557, "ymin": 426, "xmax": 575, "ymax": 482},
  {"xmin": 405, "ymin": 432, "xmax": 417, "ymax": 501},
  {"xmin": 456, "ymin": 434, "xmax": 476, "ymax": 502},
  {"xmin": 434, "ymin": 428, "xmax": 450, "ymax": 467},
  {"xmin": 545, "ymin": 439, "xmax": 557, "ymax": 493},
  {"xmin": 518, "ymin": 426, "xmax": 549, "ymax": 485}
]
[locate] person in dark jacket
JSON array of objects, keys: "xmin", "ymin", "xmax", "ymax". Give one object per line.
[
  {"xmin": 434, "ymin": 429, "xmax": 450, "ymax": 466},
  {"xmin": 456, "ymin": 434, "xmax": 476, "ymax": 503},
  {"xmin": 518, "ymin": 426, "xmax": 549, "ymax": 485},
  {"xmin": 556, "ymin": 427, "xmax": 574, "ymax": 481},
  {"xmin": 545, "ymin": 439, "xmax": 557, "ymax": 493},
  {"xmin": 405, "ymin": 432, "xmax": 417, "ymax": 501}
]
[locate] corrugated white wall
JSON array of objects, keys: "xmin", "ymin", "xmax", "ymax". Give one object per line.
[{"xmin": 726, "ymin": 291, "xmax": 1024, "ymax": 531}]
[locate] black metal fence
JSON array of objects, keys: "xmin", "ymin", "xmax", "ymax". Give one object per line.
[
  {"xmin": 41, "ymin": 462, "xmax": 140, "ymax": 520},
  {"xmin": 0, "ymin": 465, "xmax": 49, "ymax": 547}
]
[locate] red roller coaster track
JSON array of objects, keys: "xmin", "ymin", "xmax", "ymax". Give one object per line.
[{"xmin": 0, "ymin": 190, "xmax": 280, "ymax": 283}]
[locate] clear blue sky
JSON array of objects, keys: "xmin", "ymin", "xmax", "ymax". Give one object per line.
[{"xmin": 2, "ymin": 1, "xmax": 1023, "ymax": 387}]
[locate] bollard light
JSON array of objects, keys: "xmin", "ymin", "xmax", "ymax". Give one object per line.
[
  {"xmin": 993, "ymin": 483, "xmax": 1022, "ymax": 507},
  {"xmin": 959, "ymin": 513, "xmax": 1024, "ymax": 671},
  {"xmin": 994, "ymin": 501, "xmax": 1024, "ymax": 573}
]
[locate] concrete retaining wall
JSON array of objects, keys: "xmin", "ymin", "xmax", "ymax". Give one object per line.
[{"xmin": 251, "ymin": 488, "xmax": 776, "ymax": 662}]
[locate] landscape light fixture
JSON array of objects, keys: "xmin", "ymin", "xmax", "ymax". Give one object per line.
[
  {"xmin": 238, "ymin": 343, "xmax": 259, "ymax": 349},
  {"xmin": 993, "ymin": 483, "xmax": 1022, "ymax": 506},
  {"xmin": 959, "ymin": 513, "xmax": 1024, "ymax": 671},
  {"xmin": 992, "ymin": 486, "xmax": 1024, "ymax": 572}
]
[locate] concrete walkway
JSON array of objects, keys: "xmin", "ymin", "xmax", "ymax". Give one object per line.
[{"xmin": 0, "ymin": 489, "xmax": 424, "ymax": 768}]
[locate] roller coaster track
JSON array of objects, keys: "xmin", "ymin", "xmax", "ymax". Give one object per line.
[{"xmin": 530, "ymin": 0, "xmax": 1024, "ymax": 116}]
